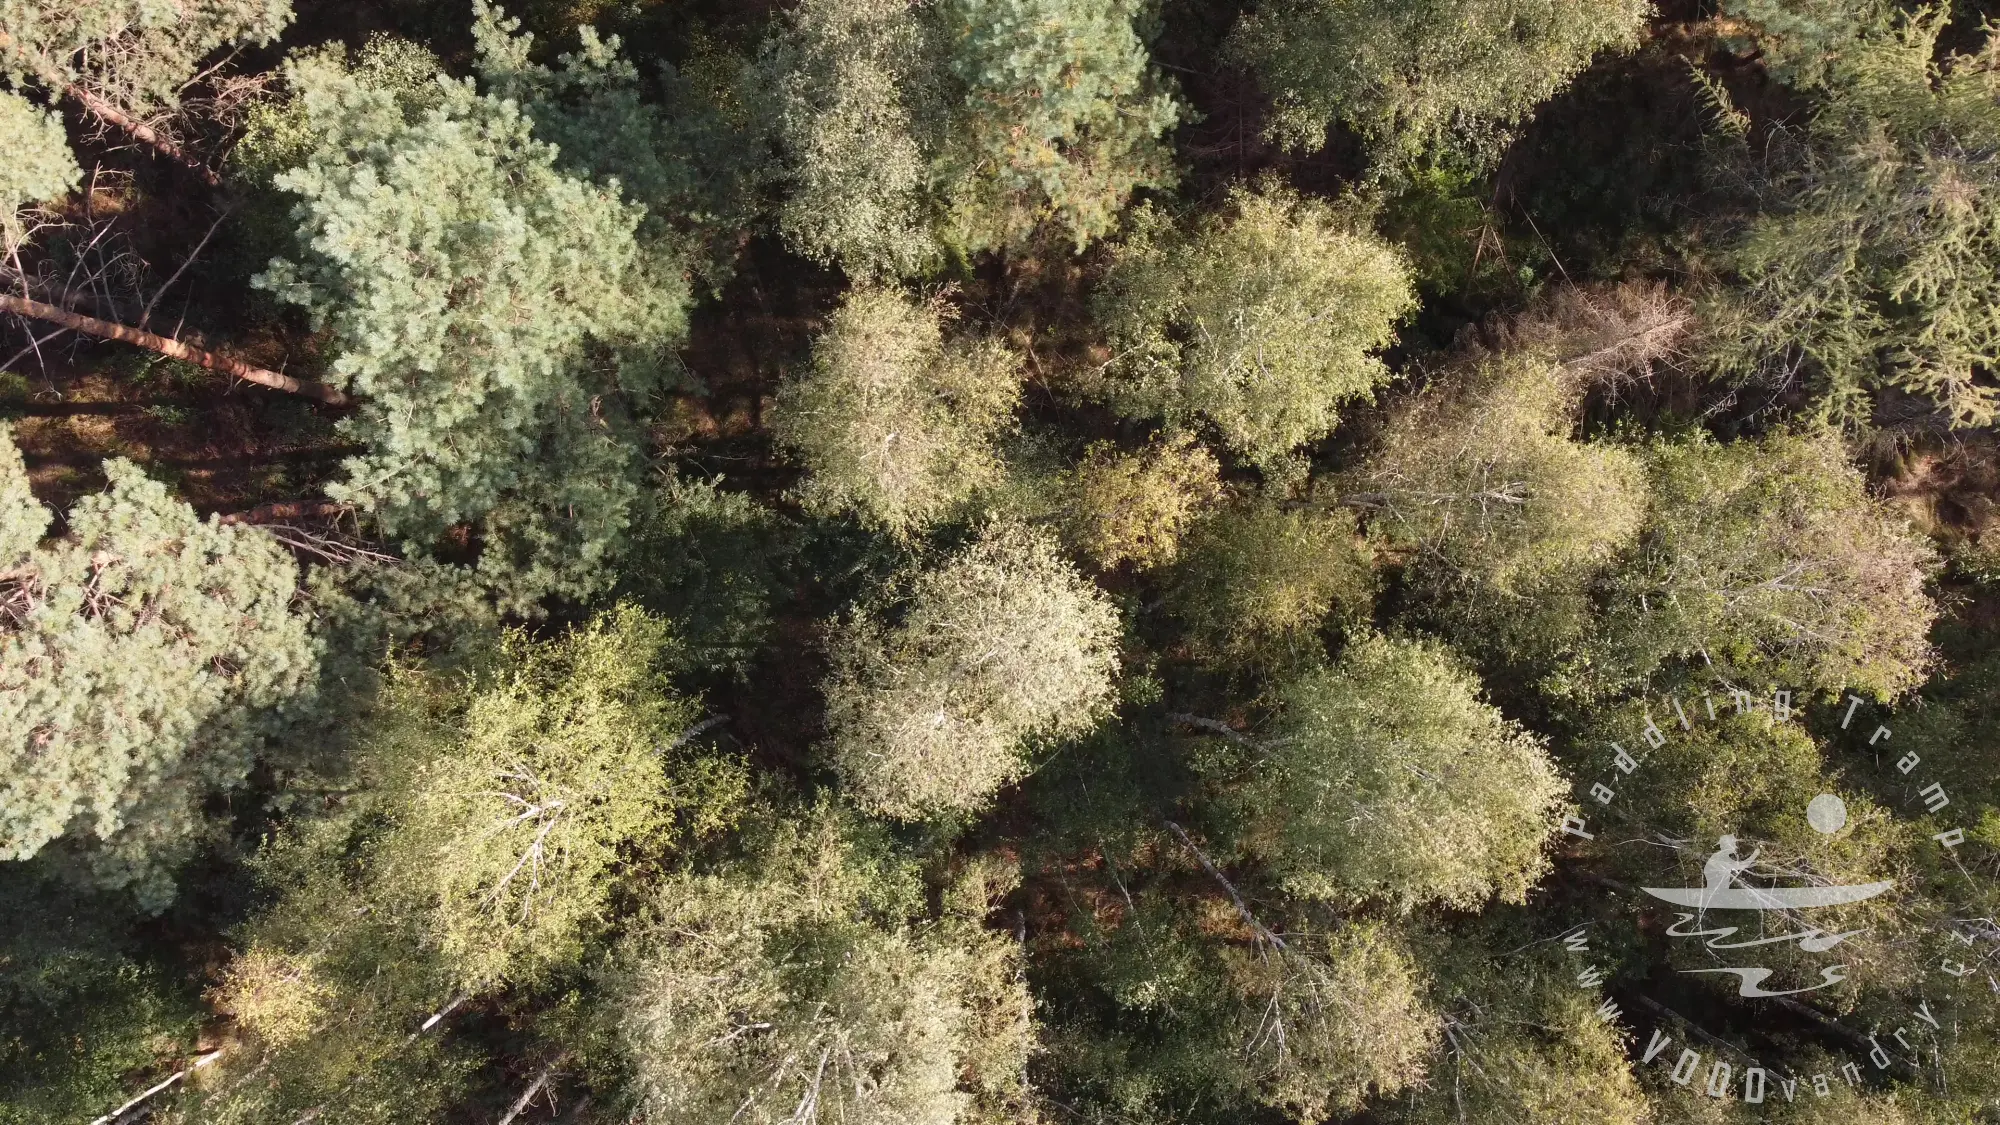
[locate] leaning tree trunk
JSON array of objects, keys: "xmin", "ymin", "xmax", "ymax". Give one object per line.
[
  {"xmin": 61, "ymin": 84, "xmax": 223, "ymax": 188},
  {"xmin": 0, "ymin": 293, "xmax": 347, "ymax": 405}
]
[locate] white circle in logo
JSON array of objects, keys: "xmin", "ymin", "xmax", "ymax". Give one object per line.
[{"xmin": 1805, "ymin": 792, "xmax": 1848, "ymax": 835}]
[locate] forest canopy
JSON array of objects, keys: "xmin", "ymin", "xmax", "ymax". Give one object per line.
[{"xmin": 3, "ymin": 0, "xmax": 2000, "ymax": 1123}]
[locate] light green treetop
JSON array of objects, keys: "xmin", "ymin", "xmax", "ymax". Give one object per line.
[
  {"xmin": 822, "ymin": 523, "xmax": 1121, "ymax": 819},
  {"xmin": 1062, "ymin": 431, "xmax": 1223, "ymax": 571},
  {"xmin": 1227, "ymin": 0, "xmax": 1650, "ymax": 162},
  {"xmin": 0, "ymin": 426, "xmax": 317, "ymax": 907},
  {"xmin": 1572, "ymin": 430, "xmax": 1937, "ymax": 701},
  {"xmin": 1097, "ymin": 184, "xmax": 1415, "ymax": 465},
  {"xmin": 1353, "ymin": 350, "xmax": 1647, "ymax": 593},
  {"xmin": 760, "ymin": 0, "xmax": 943, "ymax": 277},
  {"xmin": 366, "ymin": 607, "xmax": 746, "ymax": 990},
  {"xmin": 1165, "ymin": 499, "xmax": 1377, "ymax": 663},
  {"xmin": 1244, "ymin": 633, "xmax": 1567, "ymax": 910},
  {"xmin": 771, "ymin": 287, "xmax": 1021, "ymax": 537},
  {"xmin": 1057, "ymin": 895, "xmax": 1439, "ymax": 1122},
  {"xmin": 1352, "ymin": 348, "xmax": 1647, "ymax": 669},
  {"xmin": 191, "ymin": 607, "xmax": 743, "ymax": 1123},
  {"xmin": 1383, "ymin": 928, "xmax": 1647, "ymax": 1125}
]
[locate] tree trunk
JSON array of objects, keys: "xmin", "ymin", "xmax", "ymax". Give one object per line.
[
  {"xmin": 0, "ymin": 293, "xmax": 348, "ymax": 405},
  {"xmin": 62, "ymin": 84, "xmax": 223, "ymax": 187}
]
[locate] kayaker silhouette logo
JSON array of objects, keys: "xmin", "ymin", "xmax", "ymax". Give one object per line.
[{"xmin": 1643, "ymin": 808, "xmax": 1891, "ymax": 998}]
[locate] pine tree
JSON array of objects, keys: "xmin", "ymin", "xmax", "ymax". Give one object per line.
[
  {"xmin": 254, "ymin": 41, "xmax": 691, "ymax": 610},
  {"xmin": 1226, "ymin": 0, "xmax": 1650, "ymax": 163},
  {"xmin": 1096, "ymin": 185, "xmax": 1415, "ymax": 466},
  {"xmin": 822, "ymin": 523, "xmax": 1120, "ymax": 819},
  {"xmin": 759, "ymin": 0, "xmax": 1179, "ymax": 273},
  {"xmin": 770, "ymin": 287, "xmax": 1021, "ymax": 537},
  {"xmin": 1242, "ymin": 634, "xmax": 1566, "ymax": 910},
  {"xmin": 930, "ymin": 0, "xmax": 1181, "ymax": 256},
  {"xmin": 0, "ymin": 0, "xmax": 292, "ymax": 175},
  {"xmin": 0, "ymin": 90, "xmax": 77, "ymax": 246},
  {"xmin": 0, "ymin": 426, "xmax": 317, "ymax": 908},
  {"xmin": 469, "ymin": 1, "xmax": 761, "ymax": 281},
  {"xmin": 1711, "ymin": 10, "xmax": 2000, "ymax": 427},
  {"xmin": 1716, "ymin": 0, "xmax": 1890, "ymax": 90}
]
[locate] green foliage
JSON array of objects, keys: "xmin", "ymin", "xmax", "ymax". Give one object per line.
[
  {"xmin": 760, "ymin": 0, "xmax": 1178, "ymax": 271},
  {"xmin": 1383, "ymin": 927, "xmax": 1647, "ymax": 1124},
  {"xmin": 0, "ymin": 426, "xmax": 317, "ymax": 907},
  {"xmin": 1231, "ymin": 924, "xmax": 1437, "ymax": 1121},
  {"xmin": 0, "ymin": 89, "xmax": 77, "ymax": 246},
  {"xmin": 369, "ymin": 607, "xmax": 746, "ymax": 989},
  {"xmin": 1358, "ymin": 350, "xmax": 1644, "ymax": 590},
  {"xmin": 21, "ymin": 0, "xmax": 2000, "ymax": 1116},
  {"xmin": 771, "ymin": 287, "xmax": 1022, "ymax": 537},
  {"xmin": 471, "ymin": 1, "xmax": 761, "ymax": 280},
  {"xmin": 255, "ymin": 42, "xmax": 691, "ymax": 610},
  {"xmin": 1165, "ymin": 500, "xmax": 1376, "ymax": 662},
  {"xmin": 1096, "ymin": 185, "xmax": 1415, "ymax": 464},
  {"xmin": 1717, "ymin": 0, "xmax": 1889, "ymax": 90},
  {"xmin": 187, "ymin": 608, "xmax": 743, "ymax": 1121},
  {"xmin": 1569, "ymin": 430, "xmax": 1938, "ymax": 700},
  {"xmin": 1047, "ymin": 895, "xmax": 1438, "ymax": 1122},
  {"xmin": 1712, "ymin": 11, "xmax": 2000, "ymax": 427},
  {"xmin": 611, "ymin": 805, "xmax": 1032, "ymax": 1125},
  {"xmin": 618, "ymin": 471, "xmax": 798, "ymax": 677},
  {"xmin": 1226, "ymin": 0, "xmax": 1650, "ymax": 163},
  {"xmin": 0, "ymin": 0, "xmax": 292, "ymax": 113},
  {"xmin": 930, "ymin": 0, "xmax": 1180, "ymax": 256},
  {"xmin": 822, "ymin": 523, "xmax": 1120, "ymax": 819},
  {"xmin": 1243, "ymin": 634, "xmax": 1566, "ymax": 909},
  {"xmin": 1353, "ymin": 348, "xmax": 1647, "ymax": 665},
  {"xmin": 0, "ymin": 878, "xmax": 199, "ymax": 1125},
  {"xmin": 760, "ymin": 0, "xmax": 941, "ymax": 277},
  {"xmin": 1062, "ymin": 431, "xmax": 1223, "ymax": 571}
]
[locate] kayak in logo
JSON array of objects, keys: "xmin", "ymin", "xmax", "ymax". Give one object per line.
[
  {"xmin": 1550, "ymin": 686, "xmax": 1989, "ymax": 1104},
  {"xmin": 1644, "ymin": 820, "xmax": 1890, "ymax": 997}
]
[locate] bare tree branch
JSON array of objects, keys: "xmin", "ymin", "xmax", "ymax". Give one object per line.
[{"xmin": 139, "ymin": 202, "xmax": 236, "ymax": 331}]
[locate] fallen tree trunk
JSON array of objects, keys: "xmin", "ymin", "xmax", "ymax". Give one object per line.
[{"xmin": 0, "ymin": 293, "xmax": 347, "ymax": 406}]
